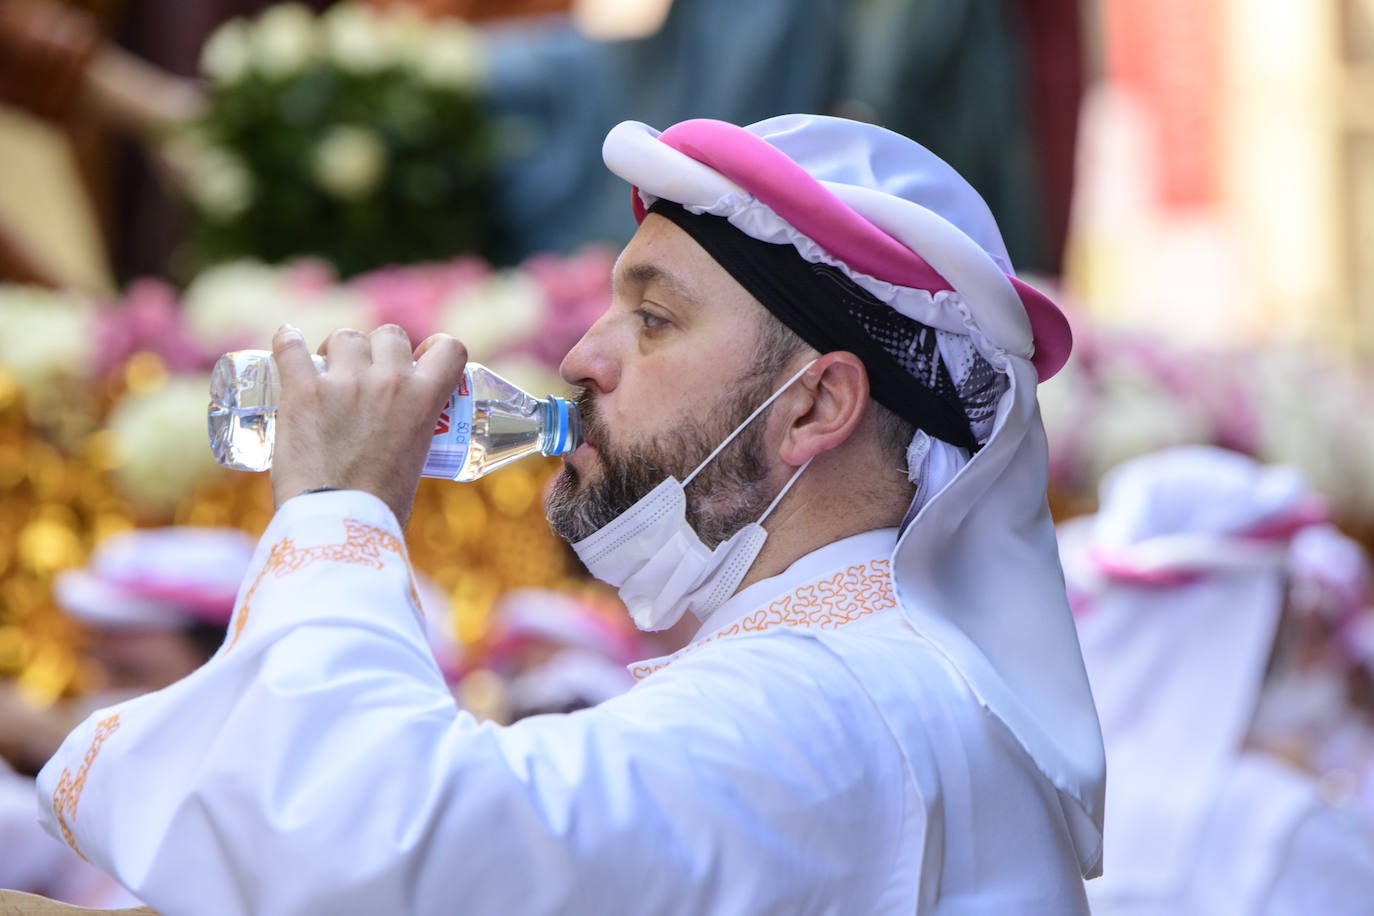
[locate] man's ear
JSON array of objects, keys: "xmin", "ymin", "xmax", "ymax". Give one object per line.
[{"xmin": 778, "ymin": 352, "xmax": 869, "ymax": 466}]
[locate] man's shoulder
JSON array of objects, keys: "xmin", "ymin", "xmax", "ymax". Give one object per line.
[{"xmin": 632, "ymin": 609, "xmax": 977, "ymax": 728}]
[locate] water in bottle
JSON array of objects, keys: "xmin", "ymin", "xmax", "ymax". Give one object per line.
[{"xmin": 207, "ymin": 350, "xmax": 580, "ymax": 481}]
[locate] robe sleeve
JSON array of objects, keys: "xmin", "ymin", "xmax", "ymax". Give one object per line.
[{"xmin": 35, "ymin": 490, "xmax": 910, "ymax": 916}]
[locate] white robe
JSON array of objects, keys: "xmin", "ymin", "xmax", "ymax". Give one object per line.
[
  {"xmin": 1086, "ymin": 752, "xmax": 1374, "ymax": 915},
  {"xmin": 37, "ymin": 490, "xmax": 1090, "ymax": 915},
  {"xmin": 0, "ymin": 758, "xmax": 139, "ymax": 907}
]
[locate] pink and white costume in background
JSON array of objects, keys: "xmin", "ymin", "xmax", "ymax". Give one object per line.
[
  {"xmin": 36, "ymin": 115, "xmax": 1103, "ymax": 914},
  {"xmin": 1061, "ymin": 446, "xmax": 1374, "ymax": 915}
]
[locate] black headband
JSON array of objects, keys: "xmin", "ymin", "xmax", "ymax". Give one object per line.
[{"xmin": 647, "ymin": 200, "xmax": 977, "ymax": 451}]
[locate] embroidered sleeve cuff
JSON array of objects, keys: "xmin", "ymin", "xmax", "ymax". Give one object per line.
[{"xmin": 224, "ymin": 489, "xmax": 425, "ymax": 653}]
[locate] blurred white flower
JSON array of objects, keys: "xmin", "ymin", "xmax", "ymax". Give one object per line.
[
  {"xmin": 323, "ymin": 3, "xmax": 389, "ymax": 74},
  {"xmin": 0, "ymin": 286, "xmax": 96, "ymax": 402},
  {"xmin": 414, "ymin": 21, "xmax": 488, "ymax": 91},
  {"xmin": 313, "ymin": 125, "xmax": 388, "ymax": 200},
  {"xmin": 183, "ymin": 262, "xmax": 288, "ymax": 349},
  {"xmin": 200, "ymin": 18, "xmax": 253, "ymax": 85},
  {"xmin": 1037, "ymin": 356, "xmax": 1088, "ymax": 449},
  {"xmin": 375, "ymin": 6, "xmax": 430, "ymax": 60},
  {"xmin": 105, "ymin": 375, "xmax": 224, "ymax": 515},
  {"xmin": 1352, "ymin": 421, "xmax": 1374, "ymax": 521},
  {"xmin": 182, "ymin": 261, "xmax": 369, "ymax": 354},
  {"xmin": 287, "ymin": 287, "xmax": 372, "ymax": 351},
  {"xmin": 436, "ymin": 272, "xmax": 546, "ymax": 361},
  {"xmin": 251, "ymin": 3, "xmax": 321, "ymax": 79},
  {"xmin": 185, "ymin": 145, "xmax": 255, "ymax": 220},
  {"xmin": 1077, "ymin": 362, "xmax": 1211, "ymax": 487},
  {"xmin": 1245, "ymin": 351, "xmax": 1357, "ymax": 513}
]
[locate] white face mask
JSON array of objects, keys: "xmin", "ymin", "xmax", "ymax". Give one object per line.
[{"xmin": 571, "ymin": 361, "xmax": 817, "ymax": 632}]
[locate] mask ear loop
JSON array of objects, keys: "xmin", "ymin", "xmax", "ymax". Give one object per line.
[
  {"xmin": 682, "ymin": 359, "xmax": 819, "ymax": 489},
  {"xmin": 756, "ymin": 455, "xmax": 814, "ymax": 526}
]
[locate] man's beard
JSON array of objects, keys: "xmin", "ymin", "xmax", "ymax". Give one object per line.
[{"xmin": 546, "ymin": 377, "xmax": 778, "ymax": 548}]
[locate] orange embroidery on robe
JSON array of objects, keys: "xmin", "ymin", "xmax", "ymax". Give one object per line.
[
  {"xmin": 227, "ymin": 518, "xmax": 422, "ymax": 651},
  {"xmin": 51, "ymin": 713, "xmax": 121, "ymax": 859},
  {"xmin": 631, "ymin": 558, "xmax": 895, "ymax": 679}
]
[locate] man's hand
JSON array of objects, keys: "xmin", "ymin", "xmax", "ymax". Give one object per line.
[{"xmin": 270, "ymin": 324, "xmax": 468, "ymax": 525}]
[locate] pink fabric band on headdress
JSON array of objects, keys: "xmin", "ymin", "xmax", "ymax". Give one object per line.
[
  {"xmin": 650, "ymin": 119, "xmax": 954, "ymax": 295},
  {"xmin": 630, "ymin": 118, "xmax": 1072, "ymax": 381},
  {"xmin": 110, "ymin": 579, "xmax": 240, "ymax": 626},
  {"xmin": 1084, "ymin": 499, "xmax": 1331, "ymax": 589}
]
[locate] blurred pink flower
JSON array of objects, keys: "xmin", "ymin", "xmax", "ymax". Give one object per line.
[
  {"xmin": 350, "ymin": 257, "xmax": 490, "ymax": 342},
  {"xmin": 96, "ymin": 279, "xmax": 213, "ymax": 378},
  {"xmin": 282, "ymin": 258, "xmax": 338, "ymax": 298},
  {"xmin": 517, "ymin": 246, "xmax": 615, "ymax": 368}
]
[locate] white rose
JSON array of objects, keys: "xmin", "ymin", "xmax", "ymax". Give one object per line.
[
  {"xmin": 182, "ymin": 261, "xmax": 294, "ymax": 350},
  {"xmin": 1036, "ymin": 356, "xmax": 1086, "ymax": 448},
  {"xmin": 200, "ymin": 18, "xmax": 252, "ymax": 84},
  {"xmin": 414, "ymin": 21, "xmax": 488, "ymax": 91},
  {"xmin": 106, "ymin": 375, "xmax": 225, "ymax": 515},
  {"xmin": 1247, "ymin": 352, "xmax": 1356, "ymax": 511},
  {"xmin": 376, "ymin": 7, "xmax": 430, "ymax": 61},
  {"xmin": 182, "ymin": 261, "xmax": 370, "ymax": 354},
  {"xmin": 313, "ymin": 125, "xmax": 388, "ymax": 199},
  {"xmin": 277, "ymin": 287, "xmax": 370, "ymax": 352},
  {"xmin": 187, "ymin": 145, "xmax": 255, "ymax": 220},
  {"xmin": 251, "ymin": 3, "xmax": 321, "ymax": 79},
  {"xmin": 323, "ymin": 3, "xmax": 389, "ymax": 74},
  {"xmin": 1078, "ymin": 363, "xmax": 1212, "ymax": 488},
  {"xmin": 1354, "ymin": 424, "xmax": 1374, "ymax": 520},
  {"xmin": 436, "ymin": 272, "xmax": 546, "ymax": 360},
  {"xmin": 0, "ymin": 286, "xmax": 95, "ymax": 401}
]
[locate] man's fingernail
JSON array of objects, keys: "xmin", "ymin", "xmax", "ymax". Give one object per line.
[{"xmin": 278, "ymin": 324, "xmax": 302, "ymax": 340}]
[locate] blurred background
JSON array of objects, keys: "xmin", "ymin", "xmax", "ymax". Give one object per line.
[{"xmin": 1, "ymin": 0, "xmax": 1374, "ymax": 905}]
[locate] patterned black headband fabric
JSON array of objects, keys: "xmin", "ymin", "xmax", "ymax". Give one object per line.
[{"xmin": 647, "ymin": 199, "xmax": 977, "ymax": 451}]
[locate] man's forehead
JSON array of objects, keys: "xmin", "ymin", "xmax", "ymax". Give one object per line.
[
  {"xmin": 612, "ymin": 260, "xmax": 699, "ymax": 305},
  {"xmin": 612, "ymin": 214, "xmax": 761, "ymax": 316}
]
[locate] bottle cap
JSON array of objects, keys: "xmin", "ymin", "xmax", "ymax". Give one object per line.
[{"xmin": 550, "ymin": 397, "xmax": 580, "ymax": 455}]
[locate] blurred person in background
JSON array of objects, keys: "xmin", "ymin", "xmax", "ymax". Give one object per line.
[
  {"xmin": 35, "ymin": 111, "xmax": 1104, "ymax": 913},
  {"xmin": 2, "ymin": 0, "xmax": 1084, "ymax": 283},
  {"xmin": 440, "ymin": 0, "xmax": 848, "ymax": 261},
  {"xmin": 0, "ymin": 0, "xmax": 848, "ymax": 280},
  {"xmin": 0, "ymin": 0, "xmax": 1082, "ymax": 289},
  {"xmin": 1059, "ymin": 445, "xmax": 1374, "ymax": 915},
  {"xmin": 0, "ymin": 0, "xmax": 212, "ymax": 289},
  {"xmin": 836, "ymin": 0, "xmax": 1086, "ymax": 277},
  {"xmin": 0, "ymin": 525, "xmax": 254, "ymax": 907},
  {"xmin": 1253, "ymin": 525, "xmax": 1374, "ymax": 829},
  {"xmin": 376, "ymin": 0, "xmax": 1086, "ymax": 276},
  {"xmin": 457, "ymin": 586, "xmax": 647, "ymax": 722}
]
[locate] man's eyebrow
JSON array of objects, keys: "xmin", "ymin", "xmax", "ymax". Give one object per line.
[{"xmin": 615, "ymin": 262, "xmax": 702, "ymax": 308}]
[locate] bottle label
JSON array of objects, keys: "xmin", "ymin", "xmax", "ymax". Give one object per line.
[{"xmin": 422, "ymin": 371, "xmax": 474, "ymax": 480}]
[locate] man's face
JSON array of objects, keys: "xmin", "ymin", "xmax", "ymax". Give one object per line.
[
  {"xmin": 547, "ymin": 215, "xmax": 792, "ymax": 546},
  {"xmin": 85, "ymin": 627, "xmax": 206, "ymax": 693}
]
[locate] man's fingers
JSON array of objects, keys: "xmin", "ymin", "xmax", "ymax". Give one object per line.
[
  {"xmin": 319, "ymin": 327, "xmax": 370, "ymax": 374},
  {"xmin": 272, "ymin": 325, "xmax": 317, "ymax": 388},
  {"xmin": 414, "ymin": 334, "xmax": 468, "ymax": 404},
  {"xmin": 369, "ymin": 324, "xmax": 414, "ymax": 372}
]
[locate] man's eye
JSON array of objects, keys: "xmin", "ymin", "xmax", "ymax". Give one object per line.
[{"xmin": 636, "ymin": 308, "xmax": 667, "ymax": 329}]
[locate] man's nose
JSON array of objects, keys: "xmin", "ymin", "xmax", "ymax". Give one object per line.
[{"xmin": 560, "ymin": 317, "xmax": 618, "ymax": 393}]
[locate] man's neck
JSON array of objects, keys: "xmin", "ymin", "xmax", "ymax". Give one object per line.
[{"xmin": 736, "ymin": 470, "xmax": 912, "ymax": 592}]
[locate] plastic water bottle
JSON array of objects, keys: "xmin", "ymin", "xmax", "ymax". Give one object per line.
[{"xmin": 207, "ymin": 350, "xmax": 580, "ymax": 481}]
